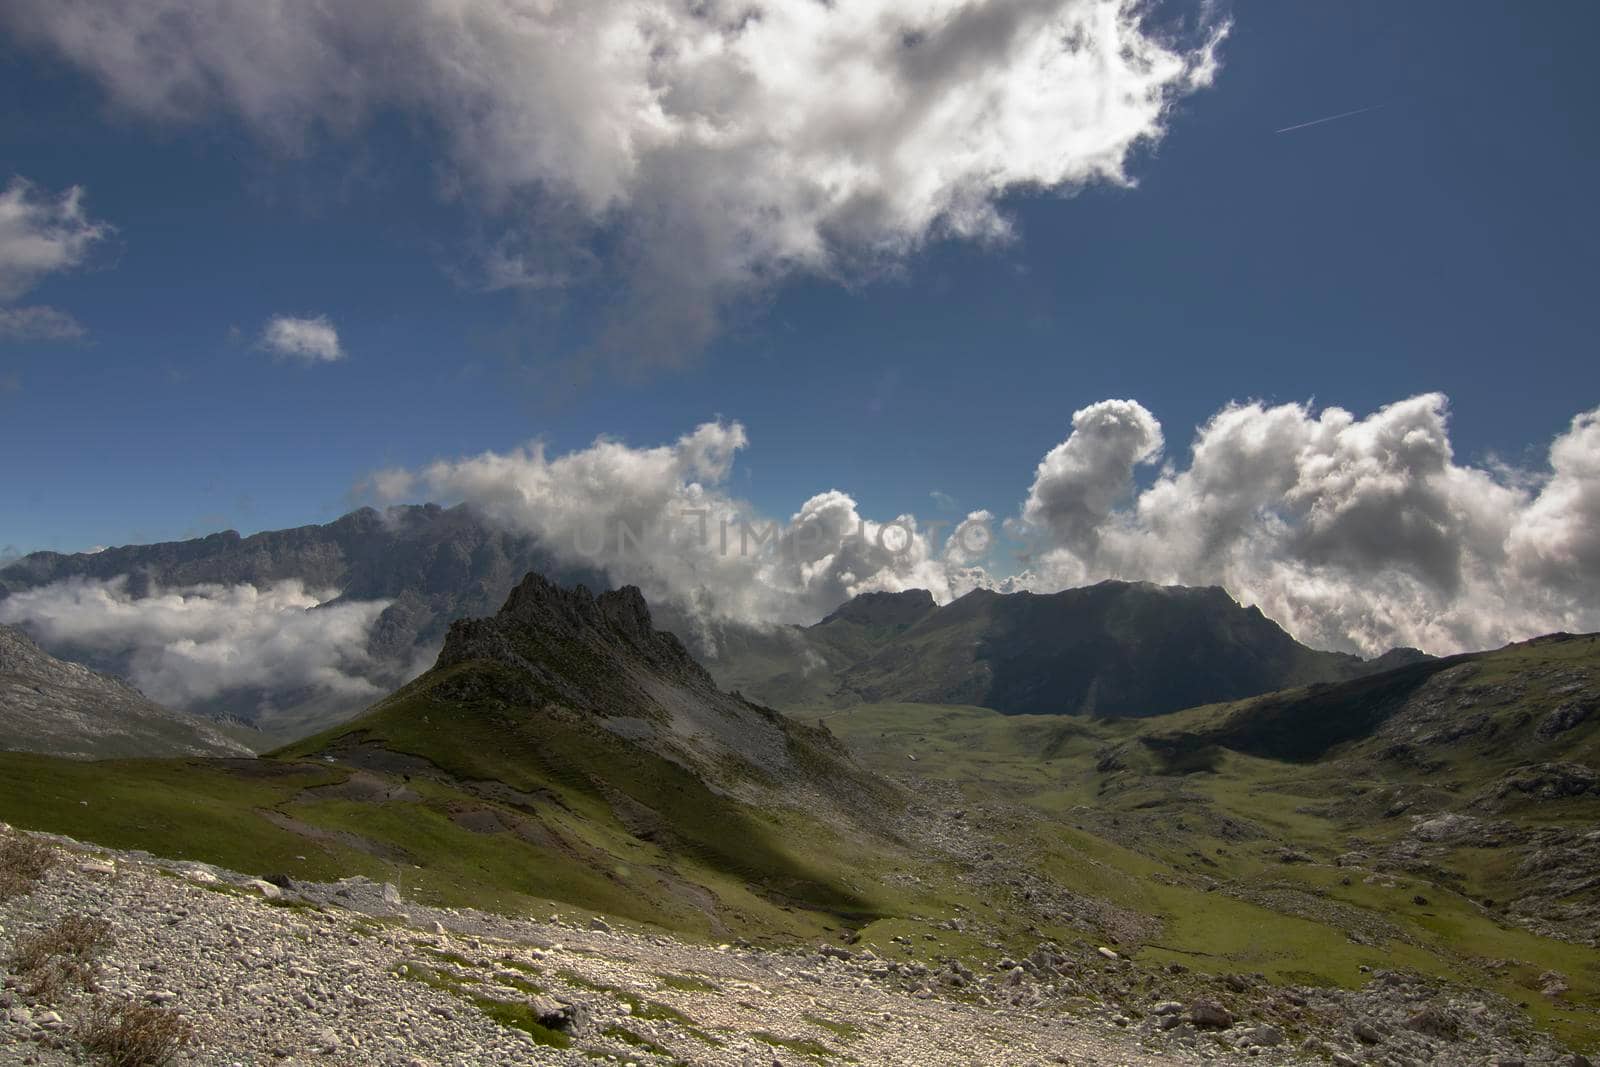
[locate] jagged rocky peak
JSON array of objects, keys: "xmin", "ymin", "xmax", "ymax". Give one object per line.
[
  {"xmin": 436, "ymin": 571, "xmax": 705, "ymax": 683},
  {"xmin": 819, "ymin": 588, "xmax": 938, "ymax": 628},
  {"xmin": 497, "ymin": 571, "xmax": 655, "ymax": 638}
]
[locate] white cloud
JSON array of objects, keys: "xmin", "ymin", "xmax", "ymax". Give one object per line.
[
  {"xmin": 4, "ymin": 0, "xmax": 1226, "ymax": 367},
  {"xmin": 0, "ymin": 576, "xmax": 392, "ymax": 707},
  {"xmin": 359, "ymin": 398, "xmax": 1600, "ymax": 659},
  {"xmin": 365, "ymin": 420, "xmax": 990, "ymax": 648},
  {"xmin": 0, "ymin": 304, "xmax": 87, "ymax": 342},
  {"xmin": 261, "ymin": 314, "xmax": 344, "ymax": 362},
  {"xmin": 1009, "ymin": 394, "xmax": 1600, "ymax": 656},
  {"xmin": 0, "ymin": 177, "xmax": 110, "ymax": 334},
  {"xmin": 10, "ymin": 394, "xmax": 1593, "ymax": 718}
]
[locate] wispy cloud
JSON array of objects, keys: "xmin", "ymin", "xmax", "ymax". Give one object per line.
[
  {"xmin": 0, "ymin": 177, "xmax": 110, "ymax": 300},
  {"xmin": 260, "ymin": 314, "xmax": 344, "ymax": 363},
  {"xmin": 0, "ymin": 304, "xmax": 86, "ymax": 342},
  {"xmin": 0, "ymin": 176, "xmax": 109, "ymax": 342}
]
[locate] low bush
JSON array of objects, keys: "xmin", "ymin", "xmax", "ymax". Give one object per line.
[
  {"xmin": 8, "ymin": 913, "xmax": 112, "ymax": 999},
  {"xmin": 80, "ymin": 998, "xmax": 194, "ymax": 1066},
  {"xmin": 0, "ymin": 833, "xmax": 57, "ymax": 902}
]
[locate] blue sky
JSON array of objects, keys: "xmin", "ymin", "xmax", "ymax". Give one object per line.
[{"xmin": 2, "ymin": 0, "xmax": 1597, "ymax": 566}]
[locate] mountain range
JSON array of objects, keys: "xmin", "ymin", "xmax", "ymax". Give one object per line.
[
  {"xmin": 704, "ymin": 580, "xmax": 1430, "ymax": 717},
  {"xmin": 2, "ymin": 506, "xmax": 1425, "ymax": 741}
]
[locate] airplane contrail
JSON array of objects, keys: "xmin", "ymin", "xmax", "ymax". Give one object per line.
[{"xmin": 1274, "ymin": 103, "xmax": 1386, "ymax": 135}]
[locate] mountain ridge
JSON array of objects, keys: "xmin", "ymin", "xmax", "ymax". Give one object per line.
[{"xmin": 707, "ymin": 579, "xmax": 1431, "ymax": 718}]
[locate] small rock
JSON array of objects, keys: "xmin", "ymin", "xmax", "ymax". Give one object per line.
[
  {"xmin": 1352, "ymin": 1020, "xmax": 1384, "ymax": 1044},
  {"xmin": 1095, "ymin": 946, "xmax": 1119, "ymax": 961},
  {"xmin": 1188, "ymin": 1000, "xmax": 1233, "ymax": 1029},
  {"xmin": 1235, "ymin": 1025, "xmax": 1284, "ymax": 1048},
  {"xmin": 528, "ymin": 996, "xmax": 585, "ymax": 1033}
]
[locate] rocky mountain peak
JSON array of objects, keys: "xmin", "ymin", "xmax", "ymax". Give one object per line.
[
  {"xmin": 497, "ymin": 572, "xmax": 655, "ymax": 639},
  {"xmin": 434, "ymin": 571, "xmax": 708, "ymax": 691}
]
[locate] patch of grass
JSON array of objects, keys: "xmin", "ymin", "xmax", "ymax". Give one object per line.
[
  {"xmin": 655, "ymin": 971, "xmax": 719, "ymax": 993},
  {"xmin": 802, "ymin": 1013, "xmax": 864, "ymax": 1040},
  {"xmin": 603, "ymin": 1024, "xmax": 673, "ymax": 1056},
  {"xmin": 469, "ymin": 996, "xmax": 573, "ymax": 1049},
  {"xmin": 556, "ymin": 967, "xmax": 620, "ymax": 993},
  {"xmin": 79, "ymin": 997, "xmax": 193, "ymax": 1066},
  {"xmin": 420, "ymin": 947, "xmax": 479, "ymax": 969},
  {"xmin": 391, "ymin": 960, "xmax": 477, "ymax": 994},
  {"xmin": 616, "ymin": 993, "xmax": 722, "ymax": 1046},
  {"xmin": 752, "ymin": 1031, "xmax": 835, "ymax": 1060},
  {"xmin": 495, "ymin": 973, "xmax": 545, "ymax": 995}
]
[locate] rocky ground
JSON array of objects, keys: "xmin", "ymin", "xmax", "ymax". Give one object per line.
[{"xmin": 1, "ymin": 824, "xmax": 1592, "ymax": 1067}]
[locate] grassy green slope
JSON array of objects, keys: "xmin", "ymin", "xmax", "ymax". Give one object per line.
[
  {"xmin": 0, "ymin": 658, "xmax": 999, "ymax": 958},
  {"xmin": 820, "ymin": 668, "xmax": 1600, "ymax": 1052}
]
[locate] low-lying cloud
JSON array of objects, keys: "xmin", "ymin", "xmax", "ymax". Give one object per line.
[
  {"xmin": 4, "ymin": 0, "xmax": 1226, "ymax": 368},
  {"xmin": 0, "ymin": 576, "xmax": 391, "ymax": 709}
]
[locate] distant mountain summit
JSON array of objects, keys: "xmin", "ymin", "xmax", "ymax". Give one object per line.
[
  {"xmin": 0, "ymin": 624, "xmax": 252, "ymax": 759},
  {"xmin": 708, "ymin": 580, "xmax": 1428, "ymax": 718}
]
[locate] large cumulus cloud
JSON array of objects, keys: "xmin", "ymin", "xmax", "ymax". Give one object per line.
[
  {"xmin": 4, "ymin": 395, "xmax": 1596, "ymax": 715},
  {"xmin": 1010, "ymin": 394, "xmax": 1600, "ymax": 656},
  {"xmin": 3, "ymin": 0, "xmax": 1225, "ymax": 366},
  {"xmin": 0, "ymin": 577, "xmax": 393, "ymax": 709},
  {"xmin": 363, "ymin": 421, "xmax": 992, "ymax": 647}
]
